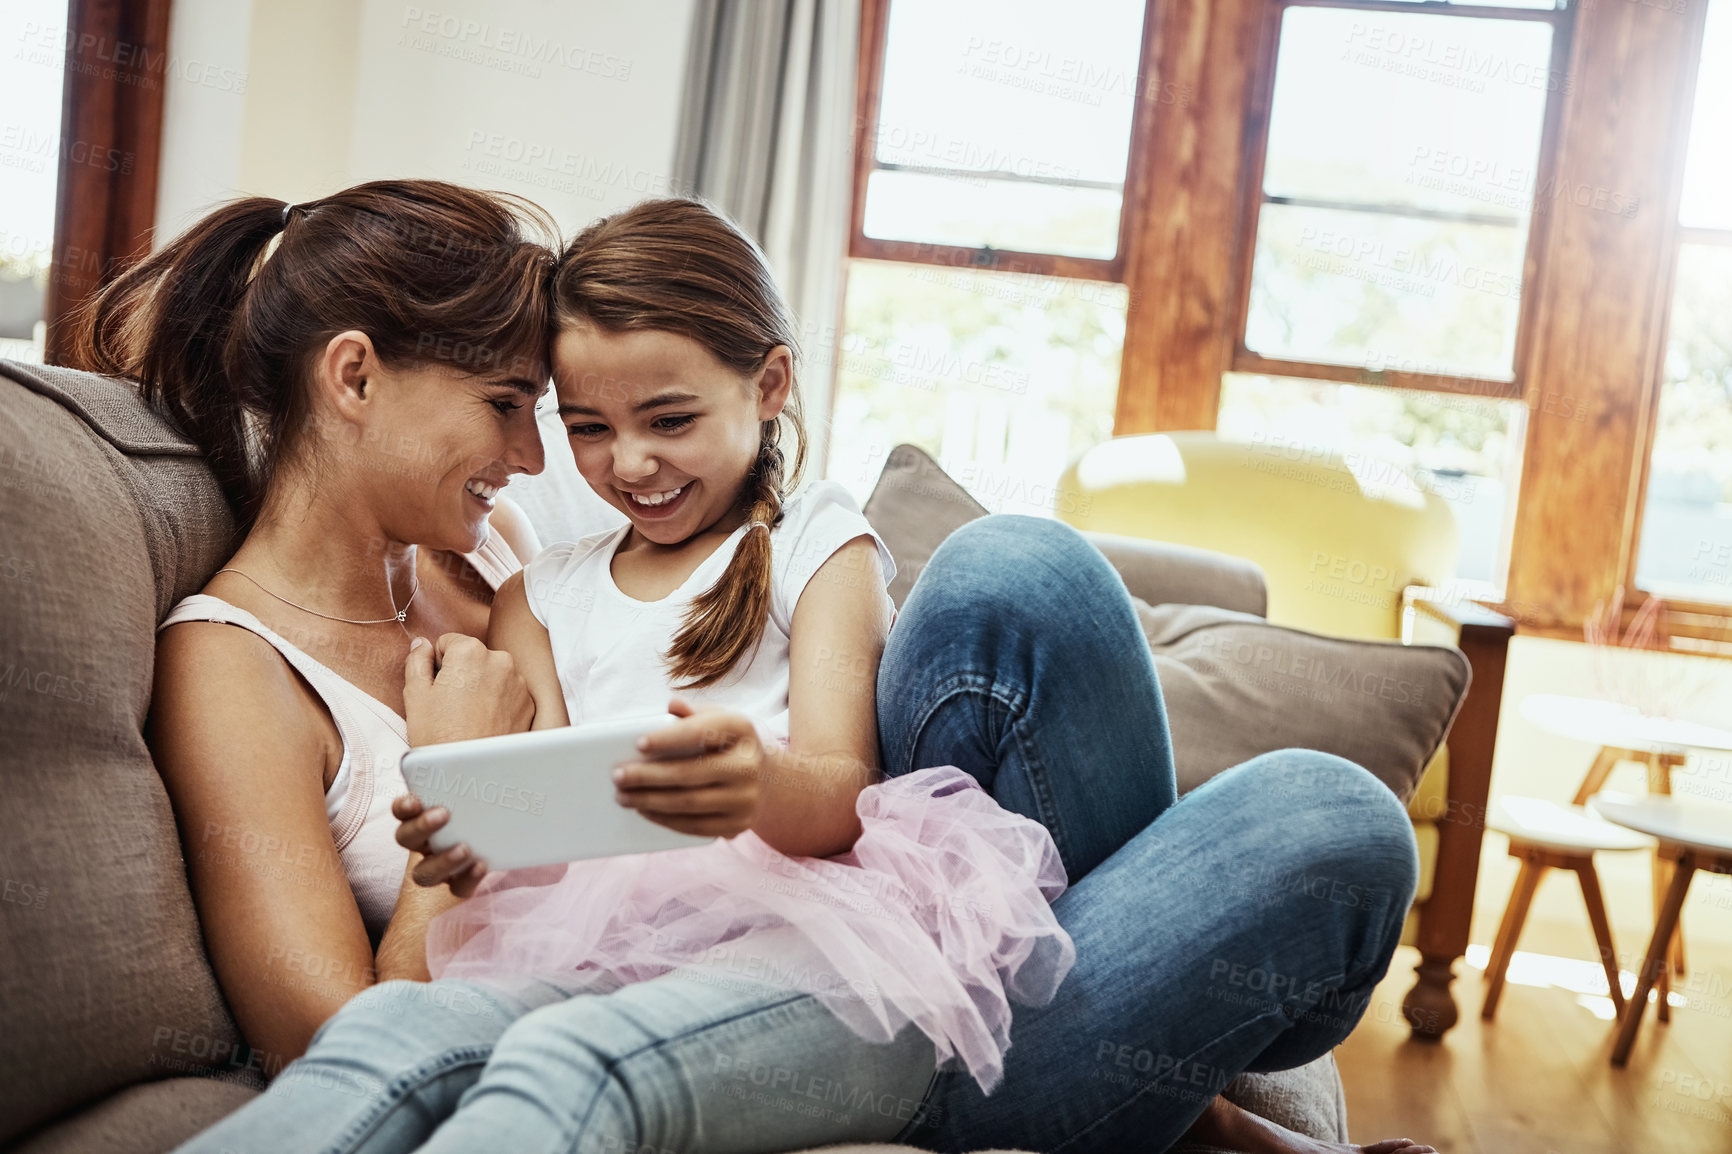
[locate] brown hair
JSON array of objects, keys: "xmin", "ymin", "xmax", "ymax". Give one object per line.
[
  {"xmin": 553, "ymin": 198, "xmax": 806, "ymax": 689},
  {"xmin": 69, "ymin": 179, "xmax": 556, "ymax": 534}
]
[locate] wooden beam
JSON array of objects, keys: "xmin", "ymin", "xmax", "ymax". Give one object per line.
[
  {"xmin": 43, "ymin": 0, "xmax": 172, "ymax": 366},
  {"xmin": 1504, "ymin": 0, "xmax": 1708, "ymax": 631},
  {"xmin": 1117, "ymin": 0, "xmax": 1270, "ymax": 434}
]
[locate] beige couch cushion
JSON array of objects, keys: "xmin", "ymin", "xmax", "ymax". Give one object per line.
[
  {"xmin": 0, "ymin": 361, "xmax": 257, "ymax": 1147},
  {"xmin": 1137, "ymin": 601, "xmax": 1468, "ymax": 804},
  {"xmin": 10, "ymin": 1077, "xmax": 263, "ymax": 1154}
]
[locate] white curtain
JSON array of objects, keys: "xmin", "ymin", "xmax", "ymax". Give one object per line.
[{"xmin": 672, "ymin": 0, "xmax": 861, "ymax": 476}]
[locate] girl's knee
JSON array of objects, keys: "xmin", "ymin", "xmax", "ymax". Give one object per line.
[{"xmin": 923, "ymin": 515, "xmax": 1116, "ymax": 616}]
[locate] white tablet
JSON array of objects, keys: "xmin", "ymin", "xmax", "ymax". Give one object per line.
[{"xmin": 400, "ymin": 714, "xmax": 714, "ymax": 870}]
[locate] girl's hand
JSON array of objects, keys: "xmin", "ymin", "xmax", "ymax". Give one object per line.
[
  {"xmin": 613, "ymin": 699, "xmax": 764, "ymax": 837},
  {"xmin": 391, "ymin": 792, "xmax": 488, "ymax": 896}
]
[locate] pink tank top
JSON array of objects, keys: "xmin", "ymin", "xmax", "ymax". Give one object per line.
[{"xmin": 157, "ymin": 530, "xmax": 523, "ymax": 942}]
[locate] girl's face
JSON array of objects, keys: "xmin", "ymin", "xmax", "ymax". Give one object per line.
[{"xmin": 553, "ymin": 324, "xmax": 790, "ymax": 546}]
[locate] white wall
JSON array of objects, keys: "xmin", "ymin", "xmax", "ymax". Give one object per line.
[
  {"xmin": 155, "ymin": 0, "xmax": 694, "ymax": 238},
  {"xmin": 153, "ymin": 0, "xmax": 693, "ymax": 543}
]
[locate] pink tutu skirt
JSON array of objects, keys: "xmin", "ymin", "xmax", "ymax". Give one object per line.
[{"xmin": 426, "ymin": 766, "xmax": 1074, "ymax": 1092}]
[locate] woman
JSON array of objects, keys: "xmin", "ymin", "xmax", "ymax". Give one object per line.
[
  {"xmin": 103, "ymin": 180, "xmax": 561, "ymax": 1066},
  {"xmin": 106, "ymin": 181, "xmax": 1425, "ymax": 1153}
]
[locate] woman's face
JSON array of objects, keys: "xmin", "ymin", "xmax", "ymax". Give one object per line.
[
  {"xmin": 551, "ymin": 324, "xmax": 789, "ymax": 547},
  {"xmin": 317, "ymin": 338, "xmax": 549, "ymax": 553}
]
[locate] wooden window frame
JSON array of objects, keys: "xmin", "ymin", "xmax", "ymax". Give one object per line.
[
  {"xmin": 1225, "ymin": 0, "xmax": 1575, "ymax": 403},
  {"xmin": 1613, "ymin": 10, "xmax": 1732, "ymax": 656},
  {"xmin": 845, "ymin": 0, "xmax": 1731, "ymax": 651},
  {"xmin": 42, "ymin": 0, "xmax": 172, "ymax": 366},
  {"xmin": 847, "ymin": 0, "xmax": 1158, "ymax": 284}
]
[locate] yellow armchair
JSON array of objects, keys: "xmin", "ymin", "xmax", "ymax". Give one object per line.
[{"xmin": 1058, "ymin": 431, "xmax": 1514, "ymax": 1040}]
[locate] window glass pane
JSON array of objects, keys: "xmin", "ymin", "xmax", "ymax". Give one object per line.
[
  {"xmin": 1635, "ymin": 243, "xmax": 1732, "ymax": 601},
  {"xmin": 1217, "ymin": 373, "xmax": 1528, "ymax": 587},
  {"xmin": 866, "ymin": 0, "xmax": 1145, "ymax": 258},
  {"xmin": 1680, "ymin": 0, "xmax": 1732, "ymax": 230},
  {"xmin": 1246, "ymin": 203, "xmax": 1527, "ymax": 379},
  {"xmin": 1246, "ymin": 7, "xmax": 1556, "ymax": 379},
  {"xmin": 0, "ymin": 1, "xmax": 68, "ymax": 363},
  {"xmin": 862, "ymin": 172, "xmax": 1125, "ymax": 261},
  {"xmin": 825, "ymin": 259, "xmax": 1126, "ymax": 517}
]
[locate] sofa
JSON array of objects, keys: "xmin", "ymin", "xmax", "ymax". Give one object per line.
[{"xmin": 0, "ymin": 360, "xmax": 1473, "ymax": 1152}]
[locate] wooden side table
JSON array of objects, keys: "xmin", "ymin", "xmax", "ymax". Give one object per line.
[
  {"xmin": 1588, "ymin": 793, "xmax": 1732, "ymax": 1065},
  {"xmin": 1517, "ymin": 695, "xmax": 1732, "ymax": 996}
]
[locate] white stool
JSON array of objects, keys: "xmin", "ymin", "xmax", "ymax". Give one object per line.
[{"xmin": 1480, "ymin": 796, "xmax": 1653, "ymax": 1020}]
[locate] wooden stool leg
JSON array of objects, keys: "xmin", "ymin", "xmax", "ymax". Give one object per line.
[
  {"xmin": 1573, "ymin": 861, "xmax": 1625, "ymax": 1018},
  {"xmin": 1612, "ymin": 852, "xmax": 1696, "ymax": 1066},
  {"xmin": 1648, "ymin": 754, "xmax": 1686, "ymax": 981},
  {"xmin": 1483, "ymin": 855, "xmax": 1545, "ymax": 1021},
  {"xmin": 1570, "ymin": 747, "xmax": 1623, "ymax": 805}
]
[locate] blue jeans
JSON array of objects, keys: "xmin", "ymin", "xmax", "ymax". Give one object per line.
[
  {"xmin": 876, "ymin": 515, "xmax": 1420, "ymax": 1153},
  {"xmin": 173, "ymin": 968, "xmax": 937, "ymax": 1154}
]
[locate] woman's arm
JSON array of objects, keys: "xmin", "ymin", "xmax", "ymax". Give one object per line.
[
  {"xmin": 149, "ymin": 622, "xmax": 402, "ymax": 1063},
  {"xmin": 619, "ymin": 535, "xmax": 889, "ymax": 859}
]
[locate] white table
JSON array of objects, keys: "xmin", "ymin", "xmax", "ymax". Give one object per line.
[
  {"xmin": 1519, "ymin": 694, "xmax": 1732, "ymax": 990},
  {"xmin": 1588, "ymin": 793, "xmax": 1732, "ymax": 1065}
]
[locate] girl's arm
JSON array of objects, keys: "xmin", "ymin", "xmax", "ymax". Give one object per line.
[
  {"xmin": 482, "ymin": 570, "xmax": 569, "ymax": 731},
  {"xmin": 393, "ymin": 571, "xmax": 570, "ymax": 894},
  {"xmin": 756, "ymin": 534, "xmax": 890, "ymax": 856},
  {"xmin": 621, "ymin": 535, "xmax": 889, "ymax": 859},
  {"xmin": 149, "ymin": 623, "xmax": 427, "ymax": 1064}
]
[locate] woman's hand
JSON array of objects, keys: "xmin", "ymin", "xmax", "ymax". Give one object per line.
[
  {"xmin": 391, "ymin": 793, "xmax": 488, "ymax": 896},
  {"xmin": 402, "ymin": 633, "xmax": 533, "ymax": 747},
  {"xmin": 613, "ymin": 699, "xmax": 764, "ymax": 838},
  {"xmin": 393, "ymin": 633, "xmax": 531, "ymax": 895}
]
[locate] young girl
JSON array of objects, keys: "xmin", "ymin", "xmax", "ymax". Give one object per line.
[{"xmin": 289, "ymin": 198, "xmax": 1075, "ymax": 1154}]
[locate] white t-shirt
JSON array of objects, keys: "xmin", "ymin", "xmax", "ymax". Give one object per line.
[{"xmin": 521, "ymin": 480, "xmax": 896, "ymax": 742}]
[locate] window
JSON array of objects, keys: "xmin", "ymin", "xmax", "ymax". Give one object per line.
[
  {"xmin": 828, "ymin": 260, "xmax": 1128, "ymax": 515},
  {"xmin": 1635, "ymin": 0, "xmax": 1732, "ymax": 605},
  {"xmin": 0, "ymin": 1, "xmax": 70, "ymax": 363},
  {"xmin": 1220, "ymin": 0, "xmax": 1571, "ymax": 591},
  {"xmin": 831, "ymin": 0, "xmax": 1149, "ymax": 510},
  {"xmin": 858, "ymin": 0, "xmax": 1146, "ymax": 265}
]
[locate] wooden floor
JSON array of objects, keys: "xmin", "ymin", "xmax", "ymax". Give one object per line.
[{"xmin": 1337, "ymin": 923, "xmax": 1732, "ymax": 1153}]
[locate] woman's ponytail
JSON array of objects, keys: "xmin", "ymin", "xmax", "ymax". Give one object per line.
[
  {"xmin": 64, "ymin": 181, "xmax": 557, "ymax": 535},
  {"xmin": 71, "ymin": 198, "xmax": 290, "ymax": 520}
]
